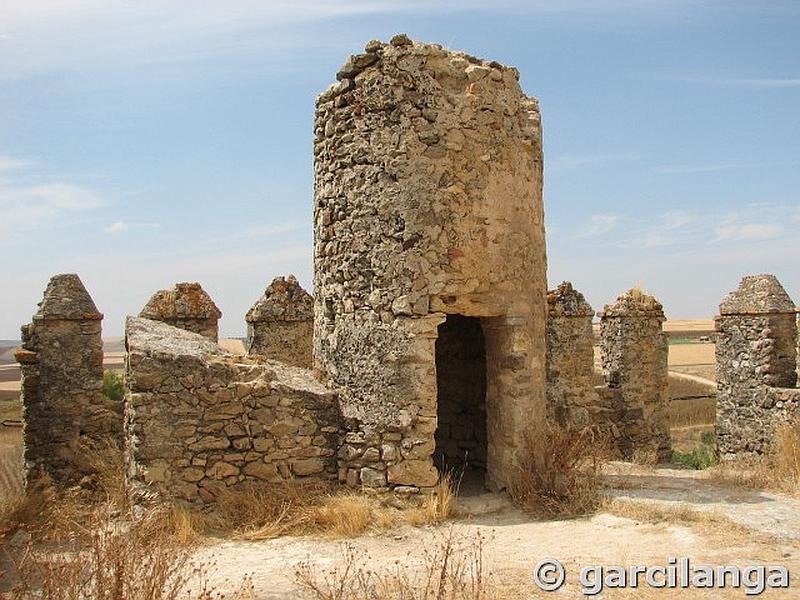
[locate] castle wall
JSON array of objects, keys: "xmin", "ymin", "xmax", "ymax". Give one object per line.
[{"xmin": 125, "ymin": 317, "xmax": 340, "ymax": 505}]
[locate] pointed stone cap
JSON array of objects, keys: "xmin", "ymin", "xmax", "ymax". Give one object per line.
[
  {"xmin": 547, "ymin": 281, "xmax": 593, "ymax": 317},
  {"xmin": 601, "ymin": 288, "xmax": 664, "ymax": 319},
  {"xmin": 140, "ymin": 282, "xmax": 222, "ymax": 321},
  {"xmin": 720, "ymin": 274, "xmax": 796, "ymax": 315},
  {"xmin": 246, "ymin": 275, "xmax": 313, "ymax": 323},
  {"xmin": 34, "ymin": 273, "xmax": 102, "ymax": 320}
]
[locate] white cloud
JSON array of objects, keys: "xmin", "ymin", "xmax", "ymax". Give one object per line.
[
  {"xmin": 0, "ymin": 155, "xmax": 33, "ymax": 170},
  {"xmin": 578, "ymin": 214, "xmax": 619, "ymax": 238},
  {"xmin": 713, "ymin": 223, "xmax": 783, "ymax": 242},
  {"xmin": 104, "ymin": 221, "xmax": 160, "ymax": 234},
  {"xmin": 548, "ymin": 154, "xmax": 639, "ymax": 174},
  {"xmin": 0, "ymin": 156, "xmax": 104, "ymax": 236},
  {"xmin": 665, "ymin": 75, "xmax": 800, "ymax": 89}
]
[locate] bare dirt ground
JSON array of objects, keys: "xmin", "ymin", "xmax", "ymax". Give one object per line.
[{"xmin": 195, "ymin": 466, "xmax": 800, "ymax": 598}]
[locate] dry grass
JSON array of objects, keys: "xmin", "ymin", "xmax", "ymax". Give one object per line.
[
  {"xmin": 602, "ymin": 497, "xmax": 752, "ymax": 543},
  {"xmin": 510, "ymin": 424, "xmax": 606, "ymax": 518},
  {"xmin": 3, "ymin": 506, "xmax": 255, "ymax": 599},
  {"xmin": 202, "ymin": 476, "xmax": 460, "ymax": 541},
  {"xmin": 294, "ymin": 528, "xmax": 493, "ymax": 600},
  {"xmin": 407, "ymin": 473, "xmax": 460, "ymax": 527},
  {"xmin": 709, "ymin": 417, "xmax": 800, "ymax": 497}
]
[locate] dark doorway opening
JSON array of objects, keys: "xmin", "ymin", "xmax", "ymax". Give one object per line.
[{"xmin": 434, "ymin": 315, "xmax": 487, "ymax": 494}]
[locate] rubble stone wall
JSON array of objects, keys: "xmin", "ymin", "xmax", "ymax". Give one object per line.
[
  {"xmin": 598, "ymin": 289, "xmax": 671, "ymax": 460},
  {"xmin": 16, "ymin": 274, "xmax": 121, "ymax": 486},
  {"xmin": 545, "ymin": 282, "xmax": 607, "ymax": 430},
  {"xmin": 313, "ymin": 35, "xmax": 547, "ymax": 492},
  {"xmin": 140, "ymin": 282, "xmax": 222, "ymax": 342},
  {"xmin": 125, "ymin": 317, "xmax": 340, "ymax": 505},
  {"xmin": 246, "ymin": 275, "xmax": 314, "ymax": 368},
  {"xmin": 716, "ymin": 274, "xmax": 800, "ymax": 457}
]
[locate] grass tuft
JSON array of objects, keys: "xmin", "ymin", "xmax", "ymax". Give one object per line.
[{"xmin": 510, "ymin": 424, "xmax": 606, "ymax": 518}]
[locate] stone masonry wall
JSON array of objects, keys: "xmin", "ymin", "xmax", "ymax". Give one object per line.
[
  {"xmin": 246, "ymin": 275, "xmax": 313, "ymax": 368},
  {"xmin": 125, "ymin": 317, "xmax": 340, "ymax": 505},
  {"xmin": 313, "ymin": 35, "xmax": 547, "ymax": 492},
  {"xmin": 15, "ymin": 274, "xmax": 121, "ymax": 487},
  {"xmin": 545, "ymin": 282, "xmax": 608, "ymax": 430},
  {"xmin": 716, "ymin": 274, "xmax": 800, "ymax": 458},
  {"xmin": 140, "ymin": 282, "xmax": 222, "ymax": 342},
  {"xmin": 599, "ymin": 289, "xmax": 671, "ymax": 460}
]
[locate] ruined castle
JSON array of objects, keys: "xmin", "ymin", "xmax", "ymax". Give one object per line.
[{"xmin": 16, "ymin": 36, "xmax": 800, "ymax": 503}]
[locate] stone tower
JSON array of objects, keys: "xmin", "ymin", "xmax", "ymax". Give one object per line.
[
  {"xmin": 716, "ymin": 274, "xmax": 799, "ymax": 457},
  {"xmin": 599, "ymin": 288, "xmax": 671, "ymax": 460},
  {"xmin": 313, "ymin": 35, "xmax": 546, "ymax": 491},
  {"xmin": 16, "ymin": 274, "xmax": 113, "ymax": 486},
  {"xmin": 245, "ymin": 275, "xmax": 314, "ymax": 368},
  {"xmin": 140, "ymin": 282, "xmax": 222, "ymax": 341}
]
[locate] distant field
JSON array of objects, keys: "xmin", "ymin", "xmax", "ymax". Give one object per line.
[{"xmin": 0, "ymin": 427, "xmax": 22, "ymax": 502}]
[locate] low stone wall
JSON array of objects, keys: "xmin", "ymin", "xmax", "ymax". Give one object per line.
[
  {"xmin": 716, "ymin": 274, "xmax": 799, "ymax": 457},
  {"xmin": 125, "ymin": 317, "xmax": 340, "ymax": 504}
]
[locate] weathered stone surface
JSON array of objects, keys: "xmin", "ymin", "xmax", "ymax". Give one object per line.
[
  {"xmin": 140, "ymin": 282, "xmax": 222, "ymax": 341},
  {"xmin": 16, "ymin": 274, "xmax": 120, "ymax": 487},
  {"xmin": 125, "ymin": 317, "xmax": 341, "ymax": 505},
  {"xmin": 545, "ymin": 282, "xmax": 605, "ymax": 431},
  {"xmin": 246, "ymin": 275, "xmax": 313, "ymax": 368},
  {"xmin": 313, "ymin": 36, "xmax": 546, "ymax": 492},
  {"xmin": 598, "ymin": 288, "xmax": 671, "ymax": 460},
  {"xmin": 716, "ymin": 274, "xmax": 799, "ymax": 458}
]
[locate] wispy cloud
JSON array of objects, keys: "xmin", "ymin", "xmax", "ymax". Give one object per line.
[
  {"xmin": 0, "ymin": 155, "xmax": 33, "ymax": 170},
  {"xmin": 104, "ymin": 221, "xmax": 160, "ymax": 234},
  {"xmin": 548, "ymin": 154, "xmax": 639, "ymax": 174},
  {"xmin": 0, "ymin": 156, "xmax": 103, "ymax": 236},
  {"xmin": 666, "ymin": 75, "xmax": 800, "ymax": 89},
  {"xmin": 713, "ymin": 222, "xmax": 783, "ymax": 242},
  {"xmin": 578, "ymin": 214, "xmax": 619, "ymax": 238}
]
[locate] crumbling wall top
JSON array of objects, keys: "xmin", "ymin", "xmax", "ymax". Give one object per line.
[
  {"xmin": 246, "ymin": 275, "xmax": 313, "ymax": 323},
  {"xmin": 140, "ymin": 282, "xmax": 222, "ymax": 321},
  {"xmin": 601, "ymin": 288, "xmax": 664, "ymax": 319},
  {"xmin": 547, "ymin": 281, "xmax": 593, "ymax": 318},
  {"xmin": 319, "ymin": 33, "xmax": 527, "ymax": 106},
  {"xmin": 33, "ymin": 273, "xmax": 102, "ymax": 321},
  {"xmin": 719, "ymin": 274, "xmax": 796, "ymax": 315}
]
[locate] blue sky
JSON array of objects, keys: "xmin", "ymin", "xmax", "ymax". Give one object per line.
[{"xmin": 1, "ymin": 1, "xmax": 798, "ymax": 338}]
